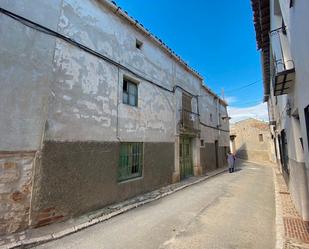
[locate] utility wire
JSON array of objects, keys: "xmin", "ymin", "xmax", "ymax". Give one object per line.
[
  {"xmin": 228, "ymin": 100, "xmax": 263, "ymax": 106},
  {"xmin": 0, "ymin": 7, "xmax": 201, "ymax": 99},
  {"xmin": 224, "ymin": 79, "xmax": 262, "ymax": 94},
  {"xmin": 1, "ymin": 7, "xmax": 234, "ymax": 133}
]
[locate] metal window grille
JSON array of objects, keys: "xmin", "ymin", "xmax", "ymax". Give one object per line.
[
  {"xmin": 118, "ymin": 143, "xmax": 143, "ymax": 181},
  {"xmin": 123, "ymin": 79, "xmax": 138, "ymax": 106}
]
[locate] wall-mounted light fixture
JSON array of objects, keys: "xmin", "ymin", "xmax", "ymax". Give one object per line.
[{"xmin": 221, "ymin": 116, "xmax": 231, "ymax": 120}]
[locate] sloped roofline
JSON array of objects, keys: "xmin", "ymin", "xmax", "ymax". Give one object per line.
[
  {"xmin": 100, "ymin": 0, "xmax": 227, "ymax": 106},
  {"xmin": 251, "ymin": 0, "xmax": 271, "ymax": 102}
]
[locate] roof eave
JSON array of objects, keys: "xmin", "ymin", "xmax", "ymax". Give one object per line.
[
  {"xmin": 251, "ymin": 0, "xmax": 271, "ymax": 102},
  {"xmin": 100, "ymin": 0, "xmax": 203, "ymax": 81}
]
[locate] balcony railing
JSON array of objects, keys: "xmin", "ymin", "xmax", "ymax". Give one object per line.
[
  {"xmin": 270, "ymin": 26, "xmax": 295, "ymax": 96},
  {"xmin": 179, "ymin": 109, "xmax": 200, "ymax": 134}
]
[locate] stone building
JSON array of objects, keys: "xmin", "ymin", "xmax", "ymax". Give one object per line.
[
  {"xmin": 230, "ymin": 118, "xmax": 275, "ymax": 163},
  {"xmin": 251, "ymin": 0, "xmax": 309, "ymax": 221},
  {"xmin": 0, "ymin": 0, "xmax": 229, "ymax": 235}
]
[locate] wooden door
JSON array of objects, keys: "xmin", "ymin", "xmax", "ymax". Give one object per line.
[{"xmin": 180, "ymin": 137, "xmax": 193, "ymax": 179}]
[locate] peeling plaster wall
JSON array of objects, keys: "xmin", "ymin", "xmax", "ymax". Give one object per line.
[
  {"xmin": 46, "ymin": 40, "xmax": 119, "ymax": 142},
  {"xmin": 199, "ymin": 89, "xmax": 230, "ymax": 147},
  {"xmin": 230, "ymin": 119, "xmax": 273, "ymax": 163},
  {"xmin": 0, "ymin": 0, "xmax": 63, "ymax": 235},
  {"xmin": 45, "ymin": 0, "xmax": 182, "ymax": 142},
  {"xmin": 0, "ymin": 0, "xmax": 62, "ymax": 151},
  {"xmin": 0, "ymin": 0, "xmax": 230, "ymax": 234}
]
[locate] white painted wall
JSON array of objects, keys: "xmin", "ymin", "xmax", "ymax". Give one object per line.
[
  {"xmin": 0, "ymin": 0, "xmax": 229, "ymax": 148},
  {"xmin": 0, "ymin": 0, "xmax": 63, "ymax": 151},
  {"xmin": 269, "ymin": 0, "xmax": 309, "ymax": 220}
]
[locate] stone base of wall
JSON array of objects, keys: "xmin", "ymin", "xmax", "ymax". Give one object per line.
[
  {"xmin": 236, "ymin": 149, "xmax": 270, "ymax": 163},
  {"xmin": 200, "ymin": 144, "xmax": 228, "ymax": 174},
  {"xmin": 30, "ymin": 141, "xmax": 175, "ymax": 228},
  {"xmin": 0, "ymin": 152, "xmax": 35, "ymax": 236},
  {"xmin": 218, "ymin": 146, "xmax": 228, "ymax": 169}
]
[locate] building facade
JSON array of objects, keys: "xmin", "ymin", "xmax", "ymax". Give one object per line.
[
  {"xmin": 251, "ymin": 0, "xmax": 309, "ymax": 220},
  {"xmin": 0, "ymin": 0, "xmax": 229, "ymax": 235},
  {"xmin": 230, "ymin": 118, "xmax": 276, "ymax": 163}
]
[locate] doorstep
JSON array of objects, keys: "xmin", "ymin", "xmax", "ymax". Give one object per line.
[{"xmin": 0, "ymin": 167, "xmax": 228, "ymax": 249}]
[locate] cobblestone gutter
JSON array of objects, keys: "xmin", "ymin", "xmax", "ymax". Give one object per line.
[
  {"xmin": 273, "ymin": 166, "xmax": 309, "ymax": 249},
  {"xmin": 0, "ymin": 167, "xmax": 227, "ymax": 249}
]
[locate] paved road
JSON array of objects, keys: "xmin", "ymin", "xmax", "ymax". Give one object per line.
[{"xmin": 35, "ymin": 161, "xmax": 275, "ymax": 249}]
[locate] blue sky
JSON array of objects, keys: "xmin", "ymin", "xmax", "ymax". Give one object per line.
[{"xmin": 116, "ymin": 0, "xmax": 268, "ymax": 122}]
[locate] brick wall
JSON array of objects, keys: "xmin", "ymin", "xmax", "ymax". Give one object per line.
[{"xmin": 0, "ymin": 152, "xmax": 35, "ymax": 235}]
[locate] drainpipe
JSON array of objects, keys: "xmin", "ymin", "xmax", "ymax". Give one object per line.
[
  {"xmin": 116, "ymin": 67, "xmax": 121, "ymax": 141},
  {"xmin": 216, "ymin": 97, "xmax": 221, "ymax": 138}
]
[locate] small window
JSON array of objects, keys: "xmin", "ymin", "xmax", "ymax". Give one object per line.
[
  {"xmin": 299, "ymin": 138, "xmax": 304, "ymax": 150},
  {"xmin": 118, "ymin": 143, "xmax": 143, "ymax": 181},
  {"xmin": 200, "ymin": 139, "xmax": 204, "ymax": 147},
  {"xmin": 136, "ymin": 39, "xmax": 143, "ymax": 49},
  {"xmin": 259, "ymin": 134, "xmax": 264, "ymax": 142},
  {"xmin": 305, "ymin": 105, "xmax": 309, "ymax": 150},
  {"xmin": 123, "ymin": 78, "xmax": 138, "ymax": 107},
  {"xmin": 210, "ymin": 113, "xmax": 213, "ymax": 122}
]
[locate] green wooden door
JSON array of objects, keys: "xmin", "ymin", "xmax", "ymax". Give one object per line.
[{"xmin": 180, "ymin": 137, "xmax": 193, "ymax": 179}]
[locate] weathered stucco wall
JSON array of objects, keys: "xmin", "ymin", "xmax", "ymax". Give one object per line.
[
  {"xmin": 200, "ymin": 144, "xmax": 228, "ymax": 174},
  {"xmin": 45, "ymin": 0, "xmax": 177, "ymax": 143},
  {"xmin": 0, "ymin": 0, "xmax": 63, "ymax": 235},
  {"xmin": 30, "ymin": 141, "xmax": 174, "ymax": 227},
  {"xmin": 268, "ymin": 0, "xmax": 309, "ymax": 221},
  {"xmin": 0, "ymin": 0, "xmax": 230, "ymax": 235},
  {"xmin": 231, "ymin": 119, "xmax": 273, "ymax": 163},
  {"xmin": 0, "ymin": 0, "xmax": 62, "ymax": 151}
]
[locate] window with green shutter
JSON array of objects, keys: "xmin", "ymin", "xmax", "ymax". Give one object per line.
[{"xmin": 118, "ymin": 143, "xmax": 143, "ymax": 181}]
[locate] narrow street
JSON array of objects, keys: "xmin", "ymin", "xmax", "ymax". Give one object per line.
[{"xmin": 35, "ymin": 161, "xmax": 275, "ymax": 249}]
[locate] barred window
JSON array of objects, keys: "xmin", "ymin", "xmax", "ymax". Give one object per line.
[
  {"xmin": 118, "ymin": 143, "xmax": 143, "ymax": 181},
  {"xmin": 123, "ymin": 78, "xmax": 138, "ymax": 107}
]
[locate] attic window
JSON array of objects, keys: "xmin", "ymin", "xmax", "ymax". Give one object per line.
[
  {"xmin": 136, "ymin": 39, "xmax": 143, "ymax": 49},
  {"xmin": 200, "ymin": 139, "xmax": 204, "ymax": 147}
]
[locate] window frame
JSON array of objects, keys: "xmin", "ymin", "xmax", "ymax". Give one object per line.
[
  {"xmin": 305, "ymin": 105, "xmax": 309, "ymax": 151},
  {"xmin": 135, "ymin": 39, "xmax": 143, "ymax": 49},
  {"xmin": 123, "ymin": 78, "xmax": 138, "ymax": 107},
  {"xmin": 118, "ymin": 142, "xmax": 143, "ymax": 182}
]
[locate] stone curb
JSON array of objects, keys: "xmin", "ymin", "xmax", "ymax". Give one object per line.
[
  {"xmin": 272, "ymin": 166, "xmax": 285, "ymax": 249},
  {"xmin": 2, "ymin": 167, "xmax": 228, "ymax": 249}
]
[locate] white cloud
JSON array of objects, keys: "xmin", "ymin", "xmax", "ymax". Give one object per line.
[{"xmin": 227, "ymin": 102, "xmax": 269, "ymax": 123}]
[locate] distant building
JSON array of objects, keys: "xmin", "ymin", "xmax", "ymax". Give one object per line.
[
  {"xmin": 0, "ymin": 0, "xmax": 230, "ymax": 235},
  {"xmin": 251, "ymin": 0, "xmax": 309, "ymax": 221},
  {"xmin": 230, "ymin": 119, "xmax": 275, "ymax": 163}
]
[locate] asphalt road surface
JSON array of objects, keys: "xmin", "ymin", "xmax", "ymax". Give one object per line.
[{"xmin": 35, "ymin": 160, "xmax": 275, "ymax": 249}]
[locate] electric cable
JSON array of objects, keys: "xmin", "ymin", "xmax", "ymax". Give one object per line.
[
  {"xmin": 0, "ymin": 6, "xmax": 231, "ymax": 132},
  {"xmin": 223, "ymin": 79, "xmax": 262, "ymax": 94}
]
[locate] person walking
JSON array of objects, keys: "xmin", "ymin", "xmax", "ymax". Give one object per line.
[
  {"xmin": 227, "ymin": 152, "xmax": 235, "ymax": 173},
  {"xmin": 232, "ymin": 153, "xmax": 236, "ymax": 172}
]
